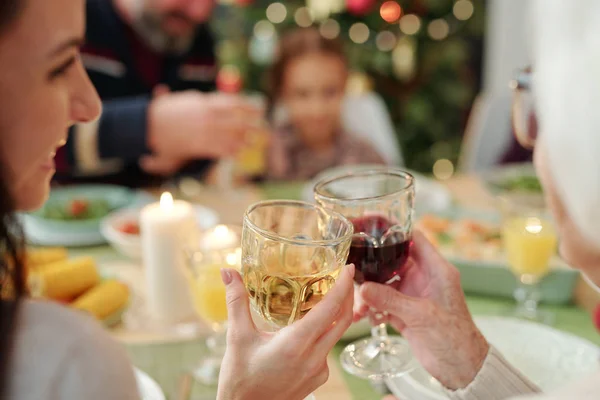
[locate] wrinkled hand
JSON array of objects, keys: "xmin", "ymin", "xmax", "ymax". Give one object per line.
[
  {"xmin": 143, "ymin": 90, "xmax": 262, "ymax": 175},
  {"xmin": 354, "ymin": 231, "xmax": 489, "ymax": 390},
  {"xmin": 217, "ymin": 264, "xmax": 355, "ymax": 400}
]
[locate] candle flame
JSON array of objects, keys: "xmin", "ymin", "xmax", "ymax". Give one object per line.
[
  {"xmin": 160, "ymin": 192, "xmax": 174, "ymax": 210},
  {"xmin": 525, "ymin": 217, "xmax": 543, "ymax": 234},
  {"xmin": 214, "ymin": 224, "xmax": 229, "ymax": 237}
]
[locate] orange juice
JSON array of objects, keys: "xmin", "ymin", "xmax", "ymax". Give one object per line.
[
  {"xmin": 188, "ymin": 263, "xmax": 228, "ymax": 324},
  {"xmin": 235, "ymin": 128, "xmax": 269, "ymax": 177},
  {"xmin": 502, "ymin": 217, "xmax": 557, "ymax": 279}
]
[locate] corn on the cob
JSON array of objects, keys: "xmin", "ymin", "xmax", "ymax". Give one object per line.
[
  {"xmin": 72, "ymin": 280, "xmax": 130, "ymax": 320},
  {"xmin": 25, "ymin": 248, "xmax": 68, "ymax": 269},
  {"xmin": 28, "ymin": 257, "xmax": 100, "ymax": 300}
]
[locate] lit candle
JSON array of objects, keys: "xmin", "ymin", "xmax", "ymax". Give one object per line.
[
  {"xmin": 201, "ymin": 224, "xmax": 240, "ymax": 251},
  {"xmin": 140, "ymin": 192, "xmax": 198, "ymax": 323}
]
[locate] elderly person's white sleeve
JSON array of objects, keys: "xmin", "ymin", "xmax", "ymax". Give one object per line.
[{"xmin": 446, "ymin": 346, "xmax": 540, "ymax": 400}]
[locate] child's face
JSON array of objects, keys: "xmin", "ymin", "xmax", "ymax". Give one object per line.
[{"xmin": 281, "ymin": 53, "xmax": 347, "ymax": 146}]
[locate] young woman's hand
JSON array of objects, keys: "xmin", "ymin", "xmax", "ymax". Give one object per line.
[
  {"xmin": 354, "ymin": 232, "xmax": 489, "ymax": 390},
  {"xmin": 217, "ymin": 264, "xmax": 355, "ymax": 400}
]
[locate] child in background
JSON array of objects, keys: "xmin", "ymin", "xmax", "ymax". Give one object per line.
[{"xmin": 266, "ymin": 28, "xmax": 386, "ymax": 181}]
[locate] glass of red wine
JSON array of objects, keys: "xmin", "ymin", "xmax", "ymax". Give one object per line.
[{"xmin": 314, "ymin": 168, "xmax": 417, "ymax": 381}]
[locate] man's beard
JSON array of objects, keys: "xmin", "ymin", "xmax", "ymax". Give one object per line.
[{"xmin": 130, "ymin": 8, "xmax": 196, "ymax": 55}]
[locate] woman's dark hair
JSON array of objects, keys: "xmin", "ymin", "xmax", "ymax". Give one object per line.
[
  {"xmin": 267, "ymin": 27, "xmax": 347, "ymax": 101},
  {"xmin": 0, "ymin": 1, "xmax": 28, "ymax": 397}
]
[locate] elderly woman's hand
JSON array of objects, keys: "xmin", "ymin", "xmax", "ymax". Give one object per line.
[
  {"xmin": 217, "ymin": 264, "xmax": 355, "ymax": 400},
  {"xmin": 354, "ymin": 232, "xmax": 489, "ymax": 390}
]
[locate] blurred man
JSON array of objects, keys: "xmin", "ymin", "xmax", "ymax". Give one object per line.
[{"xmin": 56, "ymin": 0, "xmax": 258, "ymax": 186}]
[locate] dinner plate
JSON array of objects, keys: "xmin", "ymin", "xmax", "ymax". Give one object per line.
[
  {"xmin": 135, "ymin": 368, "xmax": 166, "ymax": 400},
  {"xmin": 21, "ymin": 185, "xmax": 136, "ymax": 246},
  {"xmin": 20, "ymin": 186, "xmax": 148, "ymax": 247},
  {"xmin": 301, "ymin": 164, "xmax": 453, "ymax": 214},
  {"xmin": 386, "ymin": 317, "xmax": 600, "ymax": 399}
]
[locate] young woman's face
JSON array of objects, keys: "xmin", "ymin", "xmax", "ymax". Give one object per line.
[
  {"xmin": 281, "ymin": 53, "xmax": 347, "ymax": 147},
  {"xmin": 0, "ymin": 0, "xmax": 101, "ymax": 211}
]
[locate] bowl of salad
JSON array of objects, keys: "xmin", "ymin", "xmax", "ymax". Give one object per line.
[{"xmin": 21, "ymin": 185, "xmax": 136, "ymax": 247}]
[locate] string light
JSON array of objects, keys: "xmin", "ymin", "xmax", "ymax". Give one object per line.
[
  {"xmin": 266, "ymin": 3, "xmax": 287, "ymax": 24},
  {"xmin": 433, "ymin": 159, "xmax": 454, "ymax": 180},
  {"xmin": 376, "ymin": 31, "xmax": 397, "ymax": 52},
  {"xmin": 428, "ymin": 19, "xmax": 450, "ymax": 41},
  {"xmin": 453, "ymin": 0, "xmax": 474, "ymax": 21},
  {"xmin": 380, "ymin": 1, "xmax": 402, "ymax": 23},
  {"xmin": 392, "ymin": 38, "xmax": 415, "ymax": 79},
  {"xmin": 320, "ymin": 19, "xmax": 341, "ymax": 39},
  {"xmin": 294, "ymin": 7, "xmax": 314, "ymax": 27},
  {"xmin": 306, "ymin": 0, "xmax": 345, "ymax": 21},
  {"xmin": 349, "ymin": 22, "xmax": 370, "ymax": 44},
  {"xmin": 399, "ymin": 14, "xmax": 421, "ymax": 35},
  {"xmin": 253, "ymin": 20, "xmax": 275, "ymax": 40}
]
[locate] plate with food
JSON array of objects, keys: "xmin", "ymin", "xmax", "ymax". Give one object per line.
[
  {"xmin": 26, "ymin": 248, "xmax": 131, "ymax": 327},
  {"xmin": 21, "ymin": 185, "xmax": 137, "ymax": 247},
  {"xmin": 482, "ymin": 163, "xmax": 545, "ymax": 204},
  {"xmin": 101, "ymin": 205, "xmax": 219, "ymax": 260},
  {"xmin": 416, "ymin": 211, "xmax": 579, "ymax": 304}
]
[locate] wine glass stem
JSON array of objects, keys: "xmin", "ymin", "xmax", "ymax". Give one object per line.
[
  {"xmin": 514, "ymin": 280, "xmax": 541, "ymax": 314},
  {"xmin": 371, "ymin": 312, "xmax": 389, "ymax": 343}
]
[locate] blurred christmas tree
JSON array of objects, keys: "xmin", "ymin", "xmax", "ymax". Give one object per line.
[{"xmin": 211, "ymin": 0, "xmax": 485, "ymax": 174}]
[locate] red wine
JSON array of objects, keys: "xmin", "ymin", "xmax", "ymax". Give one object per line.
[{"xmin": 347, "ymin": 215, "xmax": 411, "ymax": 284}]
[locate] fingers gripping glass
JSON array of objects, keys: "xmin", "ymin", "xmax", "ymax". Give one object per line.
[
  {"xmin": 510, "ymin": 67, "xmax": 537, "ymax": 149},
  {"xmin": 314, "ymin": 168, "xmax": 418, "ymax": 380}
]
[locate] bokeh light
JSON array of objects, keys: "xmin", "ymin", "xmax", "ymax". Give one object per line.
[
  {"xmin": 294, "ymin": 7, "xmax": 314, "ymax": 27},
  {"xmin": 399, "ymin": 14, "xmax": 421, "ymax": 35},
  {"xmin": 453, "ymin": 0, "xmax": 475, "ymax": 21},
  {"xmin": 349, "ymin": 22, "xmax": 370, "ymax": 44},
  {"xmin": 433, "ymin": 159, "xmax": 454, "ymax": 180},
  {"xmin": 428, "ymin": 19, "xmax": 450, "ymax": 41},
  {"xmin": 253, "ymin": 20, "xmax": 275, "ymax": 40},
  {"xmin": 380, "ymin": 1, "xmax": 402, "ymax": 23},
  {"xmin": 320, "ymin": 19, "xmax": 341, "ymax": 39},
  {"xmin": 266, "ymin": 3, "xmax": 287, "ymax": 24},
  {"xmin": 376, "ymin": 31, "xmax": 397, "ymax": 52}
]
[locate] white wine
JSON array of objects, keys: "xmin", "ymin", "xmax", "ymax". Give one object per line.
[{"xmin": 243, "ymin": 245, "xmax": 342, "ymax": 328}]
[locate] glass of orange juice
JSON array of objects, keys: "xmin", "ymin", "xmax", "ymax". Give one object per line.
[
  {"xmin": 185, "ymin": 239, "xmax": 241, "ymax": 386},
  {"xmin": 501, "ymin": 198, "xmax": 557, "ymax": 324}
]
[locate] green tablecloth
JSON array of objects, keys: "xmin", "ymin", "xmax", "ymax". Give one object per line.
[{"xmin": 77, "ymin": 183, "xmax": 599, "ymax": 400}]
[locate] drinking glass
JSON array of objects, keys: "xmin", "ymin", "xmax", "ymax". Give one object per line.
[
  {"xmin": 241, "ymin": 200, "xmax": 353, "ymax": 399},
  {"xmin": 501, "ymin": 198, "xmax": 557, "ymax": 324},
  {"xmin": 314, "ymin": 168, "xmax": 417, "ymax": 381},
  {"xmin": 184, "ymin": 244, "xmax": 242, "ymax": 385}
]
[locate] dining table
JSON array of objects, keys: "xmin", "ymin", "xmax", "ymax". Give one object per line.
[{"xmin": 70, "ymin": 174, "xmax": 600, "ymax": 400}]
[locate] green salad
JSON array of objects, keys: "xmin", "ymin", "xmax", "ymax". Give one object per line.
[
  {"xmin": 43, "ymin": 198, "xmax": 113, "ymax": 221},
  {"xmin": 496, "ymin": 176, "xmax": 542, "ymax": 193}
]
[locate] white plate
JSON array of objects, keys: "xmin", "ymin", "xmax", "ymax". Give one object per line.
[
  {"xmin": 301, "ymin": 164, "xmax": 452, "ymax": 214},
  {"xmin": 135, "ymin": 368, "xmax": 166, "ymax": 400},
  {"xmin": 386, "ymin": 317, "xmax": 600, "ymax": 399},
  {"xmin": 102, "ymin": 205, "xmax": 219, "ymax": 260}
]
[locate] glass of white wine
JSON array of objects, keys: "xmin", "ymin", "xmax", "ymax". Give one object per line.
[{"xmin": 241, "ymin": 200, "xmax": 353, "ymax": 398}]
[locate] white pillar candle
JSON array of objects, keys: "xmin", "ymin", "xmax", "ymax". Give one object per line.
[{"xmin": 141, "ymin": 192, "xmax": 197, "ymax": 323}]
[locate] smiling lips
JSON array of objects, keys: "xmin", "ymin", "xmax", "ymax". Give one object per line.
[{"xmin": 41, "ymin": 138, "xmax": 67, "ymax": 171}]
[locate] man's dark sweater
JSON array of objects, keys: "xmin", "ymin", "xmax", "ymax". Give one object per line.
[{"xmin": 56, "ymin": 0, "xmax": 216, "ymax": 186}]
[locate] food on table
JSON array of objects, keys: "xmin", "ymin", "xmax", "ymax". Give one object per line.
[
  {"xmin": 42, "ymin": 197, "xmax": 113, "ymax": 221},
  {"xmin": 117, "ymin": 221, "xmax": 140, "ymax": 235},
  {"xmin": 28, "ymin": 257, "xmax": 100, "ymax": 300},
  {"xmin": 188, "ymin": 263, "xmax": 228, "ymax": 324},
  {"xmin": 347, "ymin": 215, "xmax": 411, "ymax": 284},
  {"xmin": 417, "ymin": 214, "xmax": 502, "ymax": 261},
  {"xmin": 496, "ymin": 175, "xmax": 542, "ymax": 193},
  {"xmin": 25, "ymin": 247, "xmax": 68, "ymax": 269},
  {"xmin": 72, "ymin": 280, "xmax": 130, "ymax": 319},
  {"xmin": 502, "ymin": 217, "xmax": 557, "ymax": 278},
  {"xmin": 25, "ymin": 247, "xmax": 130, "ymax": 324}
]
